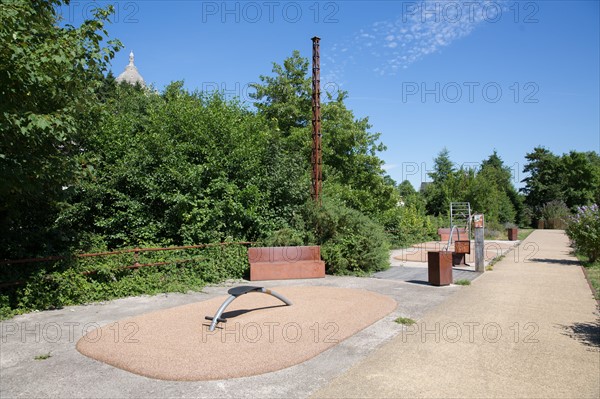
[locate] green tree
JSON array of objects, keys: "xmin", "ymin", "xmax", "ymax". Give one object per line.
[
  {"xmin": 424, "ymin": 148, "xmax": 455, "ymax": 216},
  {"xmin": 320, "ymin": 91, "xmax": 397, "ymax": 215},
  {"xmin": 62, "ymin": 82, "xmax": 311, "ymax": 249},
  {"xmin": 398, "ymin": 180, "xmax": 417, "ymax": 198},
  {"xmin": 429, "ymin": 147, "xmax": 454, "ymax": 183},
  {"xmin": 250, "ymin": 50, "xmax": 311, "ymax": 135},
  {"xmin": 521, "ymin": 147, "xmax": 563, "ymax": 213},
  {"xmin": 423, "ymin": 149, "xmax": 521, "ymax": 225},
  {"xmin": 522, "ymin": 147, "xmax": 600, "ymax": 220},
  {"xmin": 0, "ymin": 0, "xmax": 121, "ymax": 258},
  {"xmin": 477, "ymin": 151, "xmax": 519, "ymax": 224},
  {"xmin": 250, "ymin": 51, "xmax": 397, "ymax": 216},
  {"xmin": 561, "ymin": 151, "xmax": 597, "ymax": 208},
  {"xmin": 467, "ymin": 167, "xmax": 515, "ymax": 224}
]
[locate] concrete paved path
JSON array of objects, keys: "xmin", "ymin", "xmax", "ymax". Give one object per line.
[{"xmin": 313, "ymin": 230, "xmax": 600, "ymax": 398}]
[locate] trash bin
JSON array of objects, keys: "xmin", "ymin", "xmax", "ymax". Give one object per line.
[
  {"xmin": 428, "ymin": 251, "xmax": 453, "ymax": 286},
  {"xmin": 507, "ymin": 228, "xmax": 518, "ymax": 241}
]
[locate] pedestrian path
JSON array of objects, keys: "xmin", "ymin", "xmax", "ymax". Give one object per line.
[
  {"xmin": 313, "ymin": 230, "xmax": 600, "ymax": 398},
  {"xmin": 374, "ymin": 265, "xmax": 482, "ymax": 283}
]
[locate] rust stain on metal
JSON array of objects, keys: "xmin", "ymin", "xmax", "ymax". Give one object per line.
[{"xmin": 311, "ymin": 36, "xmax": 322, "ymax": 205}]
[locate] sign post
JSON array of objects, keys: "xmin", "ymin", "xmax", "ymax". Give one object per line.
[{"xmin": 473, "ymin": 214, "xmax": 485, "ymax": 272}]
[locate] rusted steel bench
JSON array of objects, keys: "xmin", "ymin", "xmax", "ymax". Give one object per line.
[
  {"xmin": 248, "ymin": 246, "xmax": 326, "ymax": 281},
  {"xmin": 437, "ymin": 228, "xmax": 468, "ymax": 242}
]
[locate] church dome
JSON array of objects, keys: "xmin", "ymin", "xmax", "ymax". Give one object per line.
[{"xmin": 115, "ymin": 51, "xmax": 145, "ymax": 86}]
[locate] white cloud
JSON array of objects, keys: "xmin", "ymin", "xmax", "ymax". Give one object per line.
[{"xmin": 327, "ymin": 0, "xmax": 507, "ymax": 77}]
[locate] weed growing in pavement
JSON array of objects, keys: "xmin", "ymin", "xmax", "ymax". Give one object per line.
[
  {"xmin": 34, "ymin": 352, "xmax": 52, "ymax": 361},
  {"xmin": 395, "ymin": 317, "xmax": 416, "ymax": 325}
]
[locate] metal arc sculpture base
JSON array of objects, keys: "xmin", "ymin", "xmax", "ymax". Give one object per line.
[{"xmin": 205, "ymin": 286, "xmax": 292, "ymax": 331}]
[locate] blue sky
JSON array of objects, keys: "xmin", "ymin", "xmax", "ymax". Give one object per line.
[{"xmin": 60, "ymin": 0, "xmax": 599, "ymax": 190}]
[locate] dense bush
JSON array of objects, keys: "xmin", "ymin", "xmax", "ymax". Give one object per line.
[
  {"xmin": 260, "ymin": 228, "xmax": 305, "ymax": 247},
  {"xmin": 300, "ymin": 199, "xmax": 390, "ymax": 275},
  {"xmin": 0, "ymin": 1, "xmax": 121, "ymax": 259},
  {"xmin": 566, "ymin": 204, "xmax": 600, "ymax": 262},
  {"xmin": 0, "ymin": 244, "xmax": 249, "ymax": 319},
  {"xmin": 261, "ymin": 198, "xmax": 391, "ymax": 275},
  {"xmin": 379, "ymin": 205, "xmax": 439, "ymax": 248},
  {"xmin": 540, "ymin": 200, "xmax": 571, "ymax": 229}
]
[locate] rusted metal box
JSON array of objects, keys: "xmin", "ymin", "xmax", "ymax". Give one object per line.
[
  {"xmin": 428, "ymin": 251, "xmax": 453, "ymax": 286},
  {"xmin": 454, "ymin": 240, "xmax": 470, "ymax": 254}
]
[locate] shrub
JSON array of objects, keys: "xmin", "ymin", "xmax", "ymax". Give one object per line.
[
  {"xmin": 566, "ymin": 204, "xmax": 600, "ymax": 262},
  {"xmin": 260, "ymin": 228, "xmax": 305, "ymax": 247},
  {"xmin": 1, "ymin": 243, "xmax": 249, "ymax": 319},
  {"xmin": 379, "ymin": 205, "xmax": 439, "ymax": 248},
  {"xmin": 484, "ymin": 221, "xmax": 503, "ymax": 239},
  {"xmin": 540, "ymin": 200, "xmax": 570, "ymax": 229},
  {"xmin": 301, "ymin": 199, "xmax": 390, "ymax": 275}
]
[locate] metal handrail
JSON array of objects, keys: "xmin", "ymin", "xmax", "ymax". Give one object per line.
[{"xmin": 443, "ymin": 225, "xmax": 462, "ymax": 251}]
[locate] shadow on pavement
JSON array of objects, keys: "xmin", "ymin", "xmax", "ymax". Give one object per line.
[
  {"xmin": 530, "ymin": 258, "xmax": 581, "ymax": 266},
  {"xmin": 404, "ymin": 280, "xmax": 431, "ymax": 286},
  {"xmin": 556, "ymin": 321, "xmax": 600, "ymax": 349}
]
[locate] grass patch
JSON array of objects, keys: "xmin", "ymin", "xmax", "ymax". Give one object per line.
[
  {"xmin": 483, "ymin": 253, "xmax": 506, "ymax": 272},
  {"xmin": 34, "ymin": 352, "xmax": 51, "ymax": 361},
  {"xmin": 518, "ymin": 229, "xmax": 534, "ymax": 241},
  {"xmin": 575, "ymin": 253, "xmax": 600, "ymax": 300},
  {"xmin": 484, "ymin": 228, "xmax": 534, "ymax": 241},
  {"xmin": 454, "ymin": 279, "xmax": 471, "ymax": 286},
  {"xmin": 394, "ymin": 317, "xmax": 416, "ymax": 325}
]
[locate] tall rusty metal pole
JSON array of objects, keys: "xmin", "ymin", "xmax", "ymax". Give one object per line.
[{"xmin": 311, "ymin": 36, "xmax": 322, "ymax": 205}]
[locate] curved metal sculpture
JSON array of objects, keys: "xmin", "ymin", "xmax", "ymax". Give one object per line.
[{"xmin": 205, "ymin": 286, "xmax": 292, "ymax": 331}]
